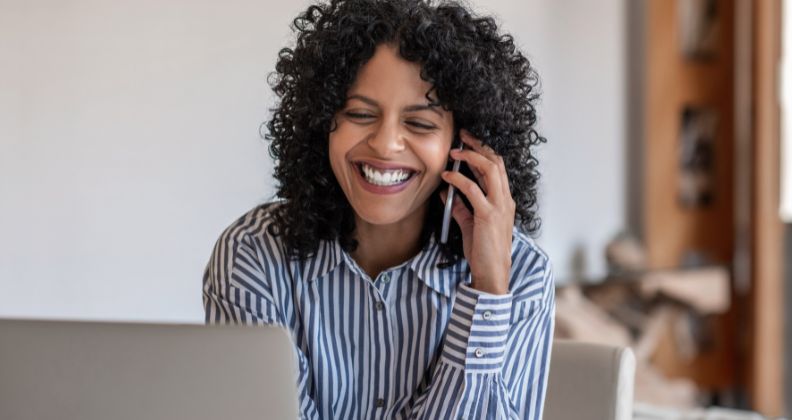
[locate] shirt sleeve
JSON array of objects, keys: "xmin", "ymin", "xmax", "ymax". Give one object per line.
[
  {"xmin": 201, "ymin": 231, "xmax": 324, "ymax": 420},
  {"xmin": 406, "ymin": 259, "xmax": 556, "ymax": 419}
]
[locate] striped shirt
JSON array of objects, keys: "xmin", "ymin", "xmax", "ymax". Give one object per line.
[{"xmin": 202, "ymin": 202, "xmax": 555, "ymax": 419}]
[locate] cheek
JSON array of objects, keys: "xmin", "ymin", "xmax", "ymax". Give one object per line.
[
  {"xmin": 328, "ymin": 120, "xmax": 358, "ymax": 157},
  {"xmin": 416, "ymin": 140, "xmax": 451, "ymax": 174},
  {"xmin": 327, "ymin": 133, "xmax": 348, "ymax": 178}
]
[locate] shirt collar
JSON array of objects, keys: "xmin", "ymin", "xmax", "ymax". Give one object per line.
[
  {"xmin": 406, "ymin": 233, "xmax": 469, "ymax": 297},
  {"xmin": 300, "ymin": 237, "xmax": 343, "ymax": 286},
  {"xmin": 304, "ymin": 233, "xmax": 467, "ymax": 298}
]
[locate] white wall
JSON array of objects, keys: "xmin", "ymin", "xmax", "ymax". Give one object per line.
[
  {"xmin": 473, "ymin": 0, "xmax": 627, "ymax": 283},
  {"xmin": 0, "ymin": 0, "xmax": 627, "ymax": 323}
]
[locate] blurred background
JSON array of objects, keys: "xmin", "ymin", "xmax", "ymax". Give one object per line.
[{"xmin": 0, "ymin": 0, "xmax": 789, "ymax": 417}]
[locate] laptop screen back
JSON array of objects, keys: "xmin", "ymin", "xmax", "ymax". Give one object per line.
[{"xmin": 0, "ymin": 319, "xmax": 300, "ymax": 420}]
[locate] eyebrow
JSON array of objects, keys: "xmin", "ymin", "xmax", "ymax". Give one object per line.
[{"xmin": 347, "ymin": 94, "xmax": 443, "ymax": 117}]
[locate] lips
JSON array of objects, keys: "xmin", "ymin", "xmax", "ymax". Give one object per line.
[
  {"xmin": 351, "ymin": 158, "xmax": 419, "ymax": 173},
  {"xmin": 351, "ymin": 160, "xmax": 418, "ymax": 194}
]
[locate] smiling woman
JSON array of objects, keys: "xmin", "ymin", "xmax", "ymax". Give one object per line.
[
  {"xmin": 329, "ymin": 44, "xmax": 455, "ymax": 279},
  {"xmin": 202, "ymin": 0, "xmax": 555, "ymax": 419}
]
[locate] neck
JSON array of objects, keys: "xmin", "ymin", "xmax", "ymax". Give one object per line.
[{"xmin": 350, "ymin": 204, "xmax": 427, "ymax": 280}]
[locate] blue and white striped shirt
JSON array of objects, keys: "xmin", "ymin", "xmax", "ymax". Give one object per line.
[{"xmin": 202, "ymin": 202, "xmax": 555, "ymax": 419}]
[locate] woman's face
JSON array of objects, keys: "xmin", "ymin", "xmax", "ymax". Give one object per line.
[{"xmin": 329, "ymin": 43, "xmax": 454, "ymax": 226}]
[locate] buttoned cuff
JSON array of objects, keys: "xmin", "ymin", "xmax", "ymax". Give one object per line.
[{"xmin": 441, "ymin": 279, "xmax": 513, "ymax": 373}]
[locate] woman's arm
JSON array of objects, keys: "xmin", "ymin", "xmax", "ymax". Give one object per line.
[
  {"xmin": 426, "ymin": 128, "xmax": 555, "ymax": 419},
  {"xmin": 405, "ymin": 256, "xmax": 555, "ymax": 419}
]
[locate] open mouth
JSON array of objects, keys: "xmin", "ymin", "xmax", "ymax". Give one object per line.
[{"xmin": 353, "ymin": 162, "xmax": 418, "ymax": 187}]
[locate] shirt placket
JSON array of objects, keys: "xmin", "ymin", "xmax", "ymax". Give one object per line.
[{"xmin": 370, "ymin": 269, "xmax": 395, "ymax": 418}]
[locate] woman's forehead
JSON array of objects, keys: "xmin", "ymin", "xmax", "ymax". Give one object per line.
[{"xmin": 346, "ymin": 45, "xmax": 440, "ymax": 108}]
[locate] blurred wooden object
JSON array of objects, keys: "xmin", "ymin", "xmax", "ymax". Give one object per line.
[
  {"xmin": 639, "ymin": 0, "xmax": 785, "ymax": 415},
  {"xmin": 747, "ymin": 0, "xmax": 784, "ymax": 415},
  {"xmin": 641, "ymin": 0, "xmax": 737, "ymax": 395},
  {"xmin": 643, "ymin": 0, "xmax": 735, "ymax": 270}
]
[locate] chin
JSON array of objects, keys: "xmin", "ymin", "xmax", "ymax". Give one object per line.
[{"xmin": 351, "ymin": 204, "xmax": 411, "ymax": 226}]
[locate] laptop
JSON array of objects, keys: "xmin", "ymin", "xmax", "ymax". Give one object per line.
[{"xmin": 0, "ymin": 318, "xmax": 300, "ymax": 420}]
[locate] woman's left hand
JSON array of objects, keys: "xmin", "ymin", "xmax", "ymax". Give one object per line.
[{"xmin": 439, "ymin": 129, "xmax": 515, "ymax": 295}]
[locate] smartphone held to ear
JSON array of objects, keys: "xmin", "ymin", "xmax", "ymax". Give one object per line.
[{"xmin": 440, "ymin": 140, "xmax": 468, "ymax": 244}]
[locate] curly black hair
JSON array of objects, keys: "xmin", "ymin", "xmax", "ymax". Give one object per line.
[{"xmin": 263, "ymin": 0, "xmax": 546, "ymax": 266}]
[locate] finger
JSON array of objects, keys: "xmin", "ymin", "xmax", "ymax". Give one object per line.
[
  {"xmin": 448, "ymin": 153, "xmax": 488, "ymax": 194},
  {"xmin": 460, "ymin": 129, "xmax": 500, "ymax": 162},
  {"xmin": 440, "ymin": 189, "xmax": 474, "ymax": 238},
  {"xmin": 496, "ymin": 155, "xmax": 511, "ymax": 200},
  {"xmin": 449, "ymin": 148, "xmax": 502, "ymax": 204},
  {"xmin": 441, "ymin": 170, "xmax": 493, "ymax": 215},
  {"xmin": 471, "ymin": 168, "xmax": 487, "ymax": 195},
  {"xmin": 460, "ymin": 130, "xmax": 510, "ymax": 199},
  {"xmin": 450, "ymin": 192, "xmax": 473, "ymax": 236},
  {"xmin": 460, "ymin": 160, "xmax": 488, "ymax": 194}
]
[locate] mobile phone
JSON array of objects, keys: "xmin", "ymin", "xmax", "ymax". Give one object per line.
[{"xmin": 440, "ymin": 141, "xmax": 465, "ymax": 244}]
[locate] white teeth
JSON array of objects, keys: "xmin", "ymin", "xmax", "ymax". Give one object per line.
[{"xmin": 360, "ymin": 163, "xmax": 413, "ymax": 186}]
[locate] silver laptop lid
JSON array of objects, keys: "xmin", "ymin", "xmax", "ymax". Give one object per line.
[{"xmin": 0, "ymin": 318, "xmax": 300, "ymax": 420}]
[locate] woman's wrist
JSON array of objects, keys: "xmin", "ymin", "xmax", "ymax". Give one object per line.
[{"xmin": 470, "ymin": 275, "xmax": 510, "ymax": 295}]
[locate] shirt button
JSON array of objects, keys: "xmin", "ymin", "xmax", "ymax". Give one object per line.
[
  {"xmin": 375, "ymin": 398, "xmax": 385, "ymax": 407},
  {"xmin": 376, "ymin": 301, "xmax": 385, "ymax": 311},
  {"xmin": 474, "ymin": 348, "xmax": 484, "ymax": 358},
  {"xmin": 381, "ymin": 273, "xmax": 390, "ymax": 283},
  {"xmin": 482, "ymin": 310, "xmax": 492, "ymax": 320}
]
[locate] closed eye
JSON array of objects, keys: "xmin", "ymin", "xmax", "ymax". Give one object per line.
[
  {"xmin": 344, "ymin": 111, "xmax": 437, "ymax": 130},
  {"xmin": 345, "ymin": 112, "xmax": 375, "ymax": 120},
  {"xmin": 407, "ymin": 121, "xmax": 436, "ymax": 130}
]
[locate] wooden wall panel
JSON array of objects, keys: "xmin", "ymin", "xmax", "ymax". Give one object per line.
[
  {"xmin": 643, "ymin": 0, "xmax": 735, "ymax": 270},
  {"xmin": 748, "ymin": 0, "xmax": 785, "ymax": 415},
  {"xmin": 643, "ymin": 0, "xmax": 737, "ymax": 390}
]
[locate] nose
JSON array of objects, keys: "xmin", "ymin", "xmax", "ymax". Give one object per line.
[{"xmin": 366, "ymin": 116, "xmax": 405, "ymax": 157}]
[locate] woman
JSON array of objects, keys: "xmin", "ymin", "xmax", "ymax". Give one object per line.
[{"xmin": 203, "ymin": 0, "xmax": 555, "ymax": 418}]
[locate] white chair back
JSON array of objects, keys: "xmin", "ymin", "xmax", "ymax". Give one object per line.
[{"xmin": 544, "ymin": 340, "xmax": 636, "ymax": 420}]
